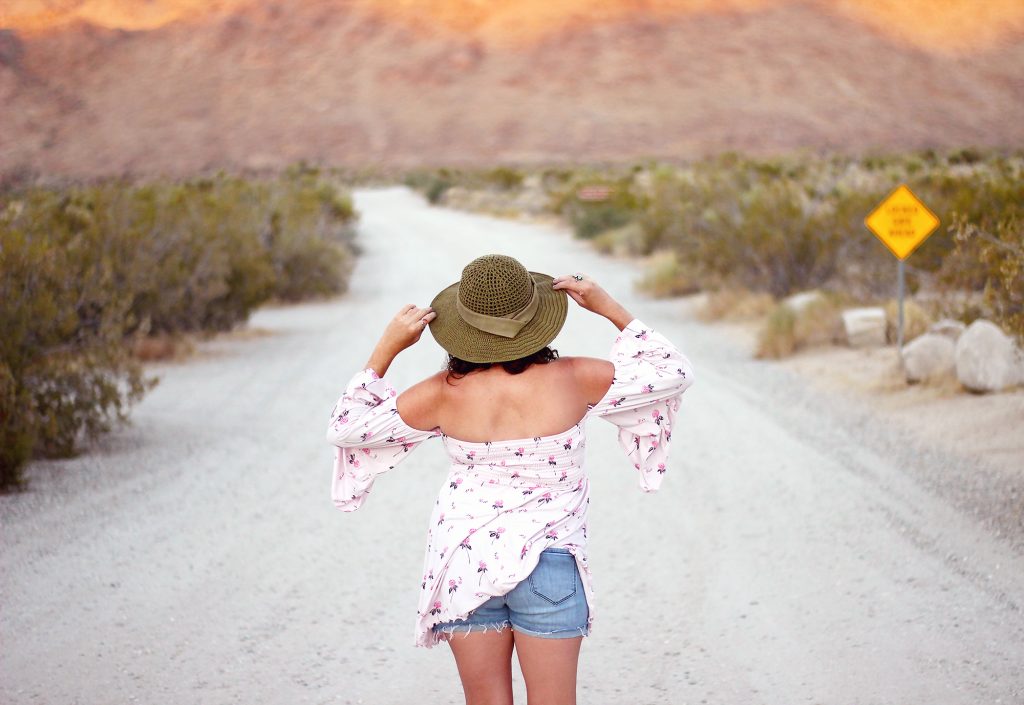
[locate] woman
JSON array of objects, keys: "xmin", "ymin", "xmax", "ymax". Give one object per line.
[{"xmin": 327, "ymin": 254, "xmax": 694, "ymax": 705}]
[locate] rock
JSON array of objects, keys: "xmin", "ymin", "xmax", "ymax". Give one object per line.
[
  {"xmin": 929, "ymin": 318, "xmax": 966, "ymax": 341},
  {"xmin": 901, "ymin": 333, "xmax": 955, "ymax": 384},
  {"xmin": 954, "ymin": 319, "xmax": 1021, "ymax": 393},
  {"xmin": 783, "ymin": 290, "xmax": 824, "ymax": 314},
  {"xmin": 842, "ymin": 307, "xmax": 887, "ymax": 348}
]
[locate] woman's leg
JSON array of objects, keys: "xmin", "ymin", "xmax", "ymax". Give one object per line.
[
  {"xmin": 445, "ymin": 628, "xmax": 516, "ymax": 705},
  {"xmin": 512, "ymin": 632, "xmax": 583, "ymax": 705}
]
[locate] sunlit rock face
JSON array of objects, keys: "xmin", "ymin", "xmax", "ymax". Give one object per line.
[
  {"xmin": 6, "ymin": 0, "xmax": 1023, "ymax": 52},
  {"xmin": 1, "ymin": 0, "xmax": 1023, "ymax": 176}
]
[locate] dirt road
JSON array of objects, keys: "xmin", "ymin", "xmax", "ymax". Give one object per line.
[{"xmin": 2, "ymin": 187, "xmax": 1022, "ymax": 704}]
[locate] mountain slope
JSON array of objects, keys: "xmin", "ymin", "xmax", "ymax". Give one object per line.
[{"xmin": 1, "ymin": 0, "xmax": 1022, "ymax": 176}]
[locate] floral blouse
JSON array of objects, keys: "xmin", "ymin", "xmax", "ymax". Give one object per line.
[{"xmin": 327, "ymin": 318, "xmax": 694, "ymax": 648}]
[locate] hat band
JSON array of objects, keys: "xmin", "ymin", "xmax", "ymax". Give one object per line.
[{"xmin": 455, "ymin": 279, "xmax": 539, "ymax": 338}]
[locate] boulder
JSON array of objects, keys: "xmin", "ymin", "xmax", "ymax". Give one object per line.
[
  {"xmin": 901, "ymin": 333, "xmax": 955, "ymax": 384},
  {"xmin": 929, "ymin": 318, "xmax": 966, "ymax": 341},
  {"xmin": 842, "ymin": 307, "xmax": 887, "ymax": 348},
  {"xmin": 954, "ymin": 319, "xmax": 1022, "ymax": 393}
]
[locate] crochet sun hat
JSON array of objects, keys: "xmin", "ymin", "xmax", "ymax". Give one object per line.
[{"xmin": 428, "ymin": 254, "xmax": 568, "ymax": 364}]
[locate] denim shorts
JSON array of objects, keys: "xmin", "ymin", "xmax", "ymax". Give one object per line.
[{"xmin": 432, "ymin": 548, "xmax": 590, "ymax": 639}]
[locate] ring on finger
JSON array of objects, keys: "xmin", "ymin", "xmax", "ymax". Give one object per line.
[{"xmin": 573, "ymin": 273, "xmax": 584, "ymax": 282}]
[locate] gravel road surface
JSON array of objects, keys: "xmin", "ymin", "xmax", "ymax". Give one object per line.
[{"xmin": 3, "ymin": 187, "xmax": 1022, "ymax": 705}]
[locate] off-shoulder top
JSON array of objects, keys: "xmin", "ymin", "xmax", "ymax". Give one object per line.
[{"xmin": 327, "ymin": 318, "xmax": 694, "ymax": 648}]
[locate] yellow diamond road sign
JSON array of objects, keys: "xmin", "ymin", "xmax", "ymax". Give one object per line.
[{"xmin": 864, "ymin": 184, "xmax": 940, "ymax": 260}]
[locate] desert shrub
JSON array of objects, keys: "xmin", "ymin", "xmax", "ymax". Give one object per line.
[
  {"xmin": 0, "ymin": 364, "xmax": 34, "ymax": 485},
  {"xmin": 570, "ymin": 201, "xmax": 635, "ymax": 239},
  {"xmin": 884, "ymin": 298, "xmax": 933, "ymax": 344},
  {"xmin": 756, "ymin": 305, "xmax": 798, "ymax": 359},
  {"xmin": 630, "ymin": 150, "xmax": 1023, "ymax": 301},
  {"xmin": 591, "ymin": 222, "xmax": 648, "ymax": 257},
  {"xmin": 425, "ymin": 177, "xmax": 453, "ymax": 204},
  {"xmin": 0, "ymin": 171, "xmax": 359, "ymax": 488},
  {"xmin": 636, "ymin": 251, "xmax": 700, "ymax": 298},
  {"xmin": 484, "ymin": 167, "xmax": 525, "ymax": 191},
  {"xmin": 942, "ymin": 213, "xmax": 1023, "ymax": 342},
  {"xmin": 756, "ymin": 296, "xmax": 844, "ymax": 359},
  {"xmin": 263, "ymin": 176, "xmax": 357, "ymax": 302},
  {"xmin": 557, "ymin": 177, "xmax": 643, "ymax": 240},
  {"xmin": 404, "ymin": 169, "xmax": 459, "ymax": 204},
  {"xmin": 0, "ymin": 218, "xmax": 151, "ymax": 487},
  {"xmin": 697, "ymin": 289, "xmax": 776, "ymax": 322}
]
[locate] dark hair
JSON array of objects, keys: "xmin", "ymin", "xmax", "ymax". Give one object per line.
[{"xmin": 445, "ymin": 346, "xmax": 559, "ymax": 384}]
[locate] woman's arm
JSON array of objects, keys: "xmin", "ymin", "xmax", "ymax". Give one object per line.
[
  {"xmin": 550, "ymin": 273, "xmax": 634, "ymax": 331},
  {"xmin": 364, "ymin": 303, "xmax": 437, "ymax": 377},
  {"xmin": 396, "ymin": 373, "xmax": 445, "ymax": 433},
  {"xmin": 327, "ymin": 303, "xmax": 439, "ymax": 447}
]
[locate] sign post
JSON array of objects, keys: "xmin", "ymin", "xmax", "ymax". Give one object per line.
[{"xmin": 864, "ymin": 185, "xmax": 940, "ymax": 349}]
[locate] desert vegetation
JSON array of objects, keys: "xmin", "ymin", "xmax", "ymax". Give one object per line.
[
  {"xmin": 0, "ymin": 168, "xmax": 359, "ymax": 489},
  {"xmin": 407, "ymin": 150, "xmax": 1023, "ymax": 352}
]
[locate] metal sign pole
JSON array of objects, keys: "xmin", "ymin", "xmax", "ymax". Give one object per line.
[{"xmin": 897, "ymin": 259, "xmax": 905, "ymax": 349}]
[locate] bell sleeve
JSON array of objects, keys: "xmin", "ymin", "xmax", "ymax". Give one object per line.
[
  {"xmin": 327, "ymin": 368, "xmax": 441, "ymax": 512},
  {"xmin": 586, "ymin": 318, "xmax": 695, "ymax": 492}
]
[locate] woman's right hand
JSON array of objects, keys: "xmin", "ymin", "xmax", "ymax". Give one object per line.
[
  {"xmin": 364, "ymin": 304, "xmax": 437, "ymax": 377},
  {"xmin": 551, "ymin": 273, "xmax": 634, "ymax": 330}
]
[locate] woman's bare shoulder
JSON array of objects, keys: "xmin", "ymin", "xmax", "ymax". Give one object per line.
[
  {"xmin": 560, "ymin": 356, "xmax": 614, "ymax": 404},
  {"xmin": 395, "ymin": 371, "xmax": 446, "ymax": 432}
]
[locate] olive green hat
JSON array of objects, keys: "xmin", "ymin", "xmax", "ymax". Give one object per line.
[{"xmin": 428, "ymin": 254, "xmax": 568, "ymax": 363}]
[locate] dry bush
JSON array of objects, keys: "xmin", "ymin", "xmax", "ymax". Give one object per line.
[
  {"xmin": 756, "ymin": 297, "xmax": 844, "ymax": 359},
  {"xmin": 131, "ymin": 334, "xmax": 196, "ymax": 362},
  {"xmin": 941, "ymin": 213, "xmax": 1023, "ymax": 343},
  {"xmin": 635, "ymin": 251, "xmax": 701, "ymax": 298},
  {"xmin": 884, "ymin": 299, "xmax": 933, "ymax": 344},
  {"xmin": 591, "ymin": 222, "xmax": 648, "ymax": 257},
  {"xmin": 756, "ymin": 305, "xmax": 798, "ymax": 359},
  {"xmin": 697, "ymin": 289, "xmax": 776, "ymax": 322}
]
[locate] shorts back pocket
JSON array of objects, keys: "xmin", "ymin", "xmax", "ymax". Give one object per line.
[{"xmin": 528, "ymin": 552, "xmax": 578, "ymax": 605}]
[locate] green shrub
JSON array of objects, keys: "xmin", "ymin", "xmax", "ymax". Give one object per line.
[
  {"xmin": 425, "ymin": 177, "xmax": 453, "ymax": 204},
  {"xmin": 570, "ymin": 201, "xmax": 635, "ymax": 239},
  {"xmin": 0, "ymin": 217, "xmax": 151, "ymax": 487},
  {"xmin": 404, "ymin": 169, "xmax": 458, "ymax": 204},
  {"xmin": 631, "ymin": 150, "xmax": 1023, "ymax": 300},
  {"xmin": 0, "ymin": 170, "xmax": 359, "ymax": 488},
  {"xmin": 558, "ymin": 177, "xmax": 643, "ymax": 240},
  {"xmin": 484, "ymin": 167, "xmax": 525, "ymax": 191}
]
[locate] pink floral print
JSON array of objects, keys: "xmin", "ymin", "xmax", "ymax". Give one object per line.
[{"xmin": 327, "ymin": 318, "xmax": 694, "ymax": 648}]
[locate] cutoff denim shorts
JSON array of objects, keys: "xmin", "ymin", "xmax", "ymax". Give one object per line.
[{"xmin": 432, "ymin": 547, "xmax": 590, "ymax": 639}]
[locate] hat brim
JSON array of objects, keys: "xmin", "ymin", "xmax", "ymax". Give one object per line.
[{"xmin": 428, "ymin": 272, "xmax": 568, "ymax": 364}]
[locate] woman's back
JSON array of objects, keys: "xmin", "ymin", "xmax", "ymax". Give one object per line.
[{"xmin": 400, "ymin": 356, "xmax": 615, "ymax": 443}]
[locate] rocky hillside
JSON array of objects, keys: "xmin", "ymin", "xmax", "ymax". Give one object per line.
[{"xmin": 1, "ymin": 0, "xmax": 1023, "ymax": 176}]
